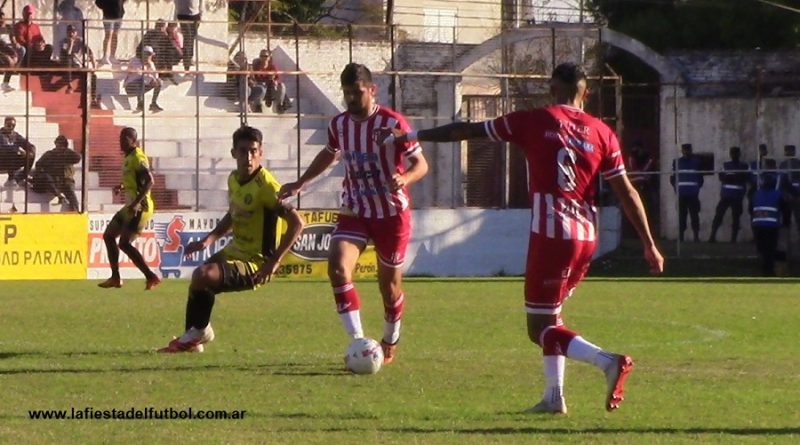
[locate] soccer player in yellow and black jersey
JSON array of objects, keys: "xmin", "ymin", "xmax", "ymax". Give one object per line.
[
  {"xmin": 98, "ymin": 127, "xmax": 161, "ymax": 290},
  {"xmin": 158, "ymin": 126, "xmax": 304, "ymax": 353}
]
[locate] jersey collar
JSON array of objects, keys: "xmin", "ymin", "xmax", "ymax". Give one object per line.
[{"xmin": 237, "ymin": 166, "xmax": 262, "ymax": 185}]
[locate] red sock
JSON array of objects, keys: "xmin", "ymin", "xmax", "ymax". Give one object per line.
[
  {"xmin": 541, "ymin": 326, "xmax": 578, "ymax": 355},
  {"xmin": 333, "ymin": 282, "xmax": 361, "ymax": 314},
  {"xmin": 384, "ymin": 293, "xmax": 405, "ymax": 322}
]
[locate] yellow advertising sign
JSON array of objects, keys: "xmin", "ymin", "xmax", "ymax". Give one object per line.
[
  {"xmin": 274, "ymin": 210, "xmax": 378, "ymax": 279},
  {"xmin": 0, "ymin": 214, "xmax": 88, "ymax": 280}
]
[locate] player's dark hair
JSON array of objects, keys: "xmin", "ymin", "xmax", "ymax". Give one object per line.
[
  {"xmin": 233, "ymin": 125, "xmax": 263, "ymax": 147},
  {"xmin": 551, "ymin": 63, "xmax": 587, "ymax": 86},
  {"xmin": 340, "ymin": 63, "xmax": 373, "ymax": 86},
  {"xmin": 121, "ymin": 127, "xmax": 137, "ymax": 141}
]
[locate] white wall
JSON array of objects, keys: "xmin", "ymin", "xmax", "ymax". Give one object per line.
[{"xmin": 407, "ymin": 207, "xmax": 621, "ymax": 276}]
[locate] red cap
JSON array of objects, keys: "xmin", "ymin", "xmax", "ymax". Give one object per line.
[{"xmin": 23, "ymin": 4, "xmax": 36, "ymax": 14}]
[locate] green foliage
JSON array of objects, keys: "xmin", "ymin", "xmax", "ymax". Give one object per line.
[
  {"xmin": 588, "ymin": 0, "xmax": 800, "ymax": 50},
  {"xmin": 1, "ymin": 278, "xmax": 799, "ymax": 443}
]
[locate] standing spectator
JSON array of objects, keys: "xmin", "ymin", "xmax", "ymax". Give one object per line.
[
  {"xmin": 1, "ymin": 11, "xmax": 25, "ymax": 92},
  {"xmin": 375, "ymin": 62, "xmax": 663, "ymax": 414},
  {"xmin": 226, "ymin": 50, "xmax": 248, "ymax": 112},
  {"xmin": 136, "ymin": 20, "xmax": 180, "ymax": 83},
  {"xmin": 626, "ymin": 140, "xmax": 654, "ymax": 209},
  {"xmin": 709, "ymin": 146, "xmax": 749, "ymax": 243},
  {"xmin": 96, "ymin": 0, "xmax": 125, "ymax": 65},
  {"xmin": 59, "ymin": 24, "xmax": 101, "ymax": 107},
  {"xmin": 0, "ymin": 116, "xmax": 36, "ymax": 187},
  {"xmin": 779, "ymin": 144, "xmax": 800, "ymax": 235},
  {"xmin": 32, "ymin": 135, "xmax": 81, "ymax": 211},
  {"xmin": 750, "ymin": 173, "xmax": 788, "ymax": 276},
  {"xmin": 123, "ymin": 46, "xmax": 163, "ymax": 112},
  {"xmin": 175, "ymin": 0, "xmax": 201, "ymax": 72},
  {"xmin": 279, "ymin": 64, "xmax": 430, "ymax": 366},
  {"xmin": 248, "ymin": 49, "xmax": 292, "ymax": 113},
  {"xmin": 670, "ymin": 143, "xmax": 703, "ymax": 242},
  {"xmin": 55, "ymin": 0, "xmax": 84, "ymax": 49}
]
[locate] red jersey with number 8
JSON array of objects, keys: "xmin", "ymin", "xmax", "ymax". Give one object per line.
[{"xmin": 486, "ymin": 104, "xmax": 625, "ymax": 241}]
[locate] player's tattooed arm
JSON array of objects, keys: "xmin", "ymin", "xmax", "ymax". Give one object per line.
[
  {"xmin": 184, "ymin": 213, "xmax": 233, "ymax": 257},
  {"xmin": 380, "ymin": 122, "xmax": 488, "ymax": 145}
]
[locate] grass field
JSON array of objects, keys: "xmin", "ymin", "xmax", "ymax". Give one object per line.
[{"xmin": 1, "ymin": 278, "xmax": 798, "ymax": 444}]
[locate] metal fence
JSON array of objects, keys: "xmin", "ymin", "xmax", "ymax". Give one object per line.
[{"xmin": 1, "ymin": 15, "xmax": 799, "ymax": 271}]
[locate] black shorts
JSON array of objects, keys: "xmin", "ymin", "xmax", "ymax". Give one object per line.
[{"xmin": 206, "ymin": 251, "xmax": 259, "ymax": 293}]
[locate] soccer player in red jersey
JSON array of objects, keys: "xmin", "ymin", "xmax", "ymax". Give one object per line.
[
  {"xmin": 278, "ymin": 63, "xmax": 429, "ymax": 364},
  {"xmin": 381, "ymin": 63, "xmax": 664, "ymax": 413}
]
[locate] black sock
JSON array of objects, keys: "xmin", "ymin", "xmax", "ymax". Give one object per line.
[{"xmin": 185, "ymin": 288, "xmax": 215, "ymax": 331}]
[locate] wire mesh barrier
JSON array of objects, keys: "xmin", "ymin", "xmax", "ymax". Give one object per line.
[{"xmin": 1, "ymin": 14, "xmax": 799, "ymax": 273}]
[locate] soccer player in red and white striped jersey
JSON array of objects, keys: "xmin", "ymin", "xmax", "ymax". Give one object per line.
[
  {"xmin": 381, "ymin": 63, "xmax": 663, "ymax": 413},
  {"xmin": 279, "ymin": 63, "xmax": 428, "ymax": 365}
]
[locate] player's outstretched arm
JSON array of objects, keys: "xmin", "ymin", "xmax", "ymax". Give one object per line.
[
  {"xmin": 255, "ymin": 204, "xmax": 304, "ymax": 284},
  {"xmin": 381, "ymin": 122, "xmax": 489, "ymax": 145},
  {"xmin": 278, "ymin": 148, "xmax": 336, "ymax": 200},
  {"xmin": 184, "ymin": 213, "xmax": 233, "ymax": 257},
  {"xmin": 608, "ymin": 174, "xmax": 664, "ymax": 274}
]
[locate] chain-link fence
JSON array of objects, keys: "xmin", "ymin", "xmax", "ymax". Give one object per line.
[{"xmin": 1, "ymin": 10, "xmax": 799, "ymax": 272}]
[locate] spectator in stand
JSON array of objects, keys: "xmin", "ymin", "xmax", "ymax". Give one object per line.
[
  {"xmin": 226, "ymin": 50, "xmax": 248, "ymax": 112},
  {"xmin": 28, "ymin": 35, "xmax": 55, "ymax": 76},
  {"xmin": 670, "ymin": 143, "xmax": 703, "ymax": 242},
  {"xmin": 166, "ymin": 22, "xmax": 184, "ymax": 69},
  {"xmin": 13, "ymin": 4, "xmax": 43, "ymax": 67},
  {"xmin": 249, "ymin": 49, "xmax": 292, "ymax": 113},
  {"xmin": 32, "ymin": 135, "xmax": 81, "ymax": 211},
  {"xmin": 124, "ymin": 45, "xmax": 163, "ymax": 113},
  {"xmin": 175, "ymin": 0, "xmax": 201, "ymax": 72},
  {"xmin": 59, "ymin": 24, "xmax": 101, "ymax": 107},
  {"xmin": 55, "ymin": 0, "xmax": 84, "ymax": 49},
  {"xmin": 0, "ymin": 116, "xmax": 36, "ymax": 187},
  {"xmin": 709, "ymin": 146, "xmax": 749, "ymax": 243},
  {"xmin": 136, "ymin": 19, "xmax": 180, "ymax": 83},
  {"xmin": 96, "ymin": 0, "xmax": 125, "ymax": 65},
  {"xmin": 1, "ymin": 11, "xmax": 26, "ymax": 92}
]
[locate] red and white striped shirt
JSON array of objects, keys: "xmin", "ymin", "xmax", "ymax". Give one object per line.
[
  {"xmin": 486, "ymin": 104, "xmax": 626, "ymax": 240},
  {"xmin": 326, "ymin": 105, "xmax": 422, "ymax": 218}
]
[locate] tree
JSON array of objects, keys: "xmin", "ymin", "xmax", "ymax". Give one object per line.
[{"xmin": 587, "ymin": 0, "xmax": 800, "ymax": 50}]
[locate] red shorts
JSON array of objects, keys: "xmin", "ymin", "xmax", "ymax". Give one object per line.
[
  {"xmin": 332, "ymin": 210, "xmax": 411, "ymax": 268},
  {"xmin": 524, "ymin": 234, "xmax": 596, "ymax": 315}
]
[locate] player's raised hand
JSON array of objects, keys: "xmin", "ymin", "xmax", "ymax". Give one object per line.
[
  {"xmin": 184, "ymin": 240, "xmax": 207, "ymax": 257},
  {"xmin": 278, "ymin": 181, "xmax": 302, "ymax": 200},
  {"xmin": 376, "ymin": 127, "xmax": 408, "ymax": 146},
  {"xmin": 255, "ymin": 258, "xmax": 280, "ymax": 284},
  {"xmin": 644, "ymin": 245, "xmax": 664, "ymax": 274}
]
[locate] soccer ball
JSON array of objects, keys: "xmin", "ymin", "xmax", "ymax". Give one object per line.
[{"xmin": 344, "ymin": 337, "xmax": 384, "ymax": 375}]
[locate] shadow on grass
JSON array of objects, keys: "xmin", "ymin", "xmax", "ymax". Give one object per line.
[{"xmin": 0, "ymin": 358, "xmax": 345, "ymax": 376}]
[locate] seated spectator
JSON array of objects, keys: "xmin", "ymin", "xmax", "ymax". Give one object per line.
[
  {"xmin": 28, "ymin": 35, "xmax": 54, "ymax": 71},
  {"xmin": 123, "ymin": 46, "xmax": 163, "ymax": 113},
  {"xmin": 59, "ymin": 24, "xmax": 101, "ymax": 107},
  {"xmin": 0, "ymin": 116, "xmax": 36, "ymax": 187},
  {"xmin": 1, "ymin": 11, "xmax": 26, "ymax": 92},
  {"xmin": 55, "ymin": 0, "xmax": 83, "ymax": 49},
  {"xmin": 248, "ymin": 49, "xmax": 292, "ymax": 113},
  {"xmin": 32, "ymin": 135, "xmax": 81, "ymax": 211},
  {"xmin": 226, "ymin": 50, "xmax": 248, "ymax": 112},
  {"xmin": 13, "ymin": 4, "xmax": 43, "ymax": 67},
  {"xmin": 136, "ymin": 19, "xmax": 180, "ymax": 82}
]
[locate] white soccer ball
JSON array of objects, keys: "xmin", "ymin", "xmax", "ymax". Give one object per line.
[{"xmin": 344, "ymin": 337, "xmax": 384, "ymax": 375}]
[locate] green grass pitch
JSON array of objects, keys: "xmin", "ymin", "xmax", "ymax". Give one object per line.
[{"xmin": 0, "ymin": 278, "xmax": 798, "ymax": 444}]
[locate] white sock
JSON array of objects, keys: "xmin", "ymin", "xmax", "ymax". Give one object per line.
[
  {"xmin": 542, "ymin": 355, "xmax": 565, "ymax": 402},
  {"xmin": 383, "ymin": 319, "xmax": 401, "ymax": 345},
  {"xmin": 566, "ymin": 335, "xmax": 614, "ymax": 370},
  {"xmin": 339, "ymin": 309, "xmax": 363, "ymax": 339}
]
